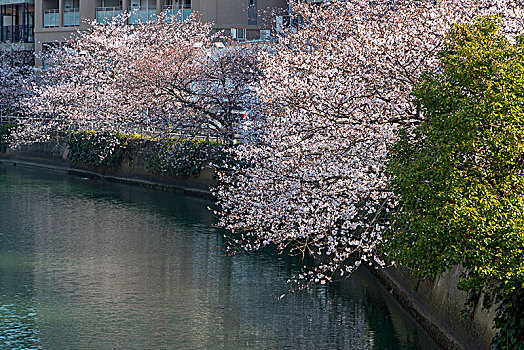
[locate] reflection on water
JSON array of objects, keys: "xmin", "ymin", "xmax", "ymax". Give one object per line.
[{"xmin": 0, "ymin": 164, "xmax": 439, "ymax": 349}]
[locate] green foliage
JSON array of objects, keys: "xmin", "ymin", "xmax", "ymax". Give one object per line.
[
  {"xmin": 493, "ymin": 289, "xmax": 524, "ymax": 350},
  {"xmin": 386, "ymin": 16, "xmax": 524, "ymax": 348},
  {"xmin": 147, "ymin": 139, "xmax": 224, "ymax": 177},
  {"xmin": 68, "ymin": 131, "xmax": 130, "ymax": 167},
  {"xmin": 68, "ymin": 131, "xmax": 222, "ymax": 176},
  {"xmin": 0, "ymin": 124, "xmax": 16, "ymax": 153}
]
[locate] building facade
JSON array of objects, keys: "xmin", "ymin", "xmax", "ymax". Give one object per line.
[
  {"xmin": 29, "ymin": 0, "xmax": 286, "ymax": 58},
  {"xmin": 0, "ymin": 0, "xmax": 35, "ymax": 52}
]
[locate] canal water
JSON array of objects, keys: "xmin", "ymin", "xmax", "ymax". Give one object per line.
[{"xmin": 0, "ymin": 164, "xmax": 439, "ymax": 349}]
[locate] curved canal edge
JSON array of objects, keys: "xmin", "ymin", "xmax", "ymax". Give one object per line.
[
  {"xmin": 370, "ymin": 265, "xmax": 496, "ymax": 350},
  {"xmin": 0, "ymin": 140, "xmax": 214, "ymax": 199},
  {"xmin": 0, "ymin": 144, "xmax": 496, "ymax": 350}
]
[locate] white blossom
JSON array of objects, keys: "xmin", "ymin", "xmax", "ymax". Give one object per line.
[{"xmin": 214, "ymin": 0, "xmax": 524, "ymax": 284}]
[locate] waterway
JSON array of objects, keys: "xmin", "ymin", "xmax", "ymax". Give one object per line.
[{"xmin": 0, "ymin": 164, "xmax": 439, "ymax": 349}]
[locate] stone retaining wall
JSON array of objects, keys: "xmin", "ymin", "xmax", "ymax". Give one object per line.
[
  {"xmin": 371, "ymin": 265, "xmax": 497, "ymax": 349},
  {"xmin": 0, "ymin": 140, "xmax": 215, "ymax": 198}
]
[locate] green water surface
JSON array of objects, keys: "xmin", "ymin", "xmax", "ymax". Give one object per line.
[{"xmin": 0, "ymin": 163, "xmax": 439, "ymax": 349}]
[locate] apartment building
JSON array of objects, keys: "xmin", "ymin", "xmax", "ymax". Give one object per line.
[
  {"xmin": 29, "ymin": 0, "xmax": 287, "ymax": 56},
  {"xmin": 0, "ymin": 0, "xmax": 34, "ymax": 52}
]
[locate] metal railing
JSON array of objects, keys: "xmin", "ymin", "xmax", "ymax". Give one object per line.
[
  {"xmin": 0, "ymin": 116, "xmax": 228, "ymax": 145},
  {"xmin": 162, "ymin": 5, "xmax": 191, "ymax": 21},
  {"xmin": 162, "ymin": 4, "xmax": 191, "ymax": 10},
  {"xmin": 0, "ymin": 116, "xmax": 16, "ymax": 126},
  {"xmin": 64, "ymin": 8, "xmax": 80, "ymax": 26},
  {"xmin": 95, "ymin": 7, "xmax": 123, "ymax": 24},
  {"xmin": 0, "ymin": 115, "xmax": 65, "ymax": 125},
  {"xmin": 128, "ymin": 6, "xmax": 157, "ymax": 24},
  {"xmin": 44, "ymin": 9, "xmax": 59, "ymax": 27},
  {"xmin": 1, "ymin": 24, "xmax": 34, "ymax": 42}
]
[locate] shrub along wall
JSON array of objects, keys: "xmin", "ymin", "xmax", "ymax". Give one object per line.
[
  {"xmin": 67, "ymin": 131, "xmax": 133, "ymax": 167},
  {"xmin": 67, "ymin": 130, "xmax": 224, "ymax": 179},
  {"xmin": 147, "ymin": 139, "xmax": 225, "ymax": 177}
]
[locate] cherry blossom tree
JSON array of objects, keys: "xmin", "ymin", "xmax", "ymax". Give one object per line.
[
  {"xmin": 12, "ymin": 0, "xmax": 524, "ymax": 286},
  {"xmin": 0, "ymin": 48, "xmax": 35, "ymax": 118},
  {"xmin": 20, "ymin": 12, "xmax": 260, "ymax": 145},
  {"xmin": 214, "ymin": 0, "xmax": 524, "ymax": 284}
]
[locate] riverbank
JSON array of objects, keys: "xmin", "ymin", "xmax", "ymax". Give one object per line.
[
  {"xmin": 0, "ymin": 139, "xmax": 215, "ymax": 199},
  {"xmin": 371, "ymin": 265, "xmax": 496, "ymax": 350},
  {"xmin": 0, "ymin": 142, "xmax": 496, "ymax": 350},
  {"xmin": 0, "ymin": 164, "xmax": 438, "ymax": 349}
]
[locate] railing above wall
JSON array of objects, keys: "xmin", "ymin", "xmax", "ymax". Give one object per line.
[
  {"xmin": 128, "ymin": 6, "xmax": 156, "ymax": 24},
  {"xmin": 95, "ymin": 7, "xmax": 123, "ymax": 24},
  {"xmin": 64, "ymin": 8, "xmax": 80, "ymax": 26},
  {"xmin": 162, "ymin": 5, "xmax": 191, "ymax": 21},
  {"xmin": 44, "ymin": 9, "xmax": 59, "ymax": 27},
  {"xmin": 0, "ymin": 0, "xmax": 34, "ymax": 5}
]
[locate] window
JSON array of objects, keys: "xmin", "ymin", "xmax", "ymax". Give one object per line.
[
  {"xmin": 64, "ymin": 0, "xmax": 80, "ymax": 26},
  {"xmin": 231, "ymin": 28, "xmax": 246, "ymax": 40},
  {"xmin": 248, "ymin": 0, "xmax": 257, "ymax": 25},
  {"xmin": 260, "ymin": 29, "xmax": 270, "ymax": 40}
]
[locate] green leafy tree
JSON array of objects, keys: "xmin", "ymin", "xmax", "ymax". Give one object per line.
[{"xmin": 386, "ymin": 16, "xmax": 524, "ymax": 349}]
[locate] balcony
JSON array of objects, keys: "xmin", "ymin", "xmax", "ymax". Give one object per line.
[
  {"xmin": 96, "ymin": 7, "xmax": 123, "ymax": 24},
  {"xmin": 1, "ymin": 24, "xmax": 34, "ymax": 42},
  {"xmin": 162, "ymin": 5, "xmax": 191, "ymax": 22},
  {"xmin": 0, "ymin": 0, "xmax": 34, "ymax": 4},
  {"xmin": 128, "ymin": 6, "xmax": 156, "ymax": 24},
  {"xmin": 44, "ymin": 9, "xmax": 59, "ymax": 27},
  {"xmin": 64, "ymin": 8, "xmax": 79, "ymax": 26}
]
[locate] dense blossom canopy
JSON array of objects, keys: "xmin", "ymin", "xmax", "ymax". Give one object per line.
[
  {"xmin": 16, "ymin": 13, "xmax": 259, "ymax": 145},
  {"xmin": 4, "ymin": 0, "xmax": 524, "ymax": 285},
  {"xmin": 0, "ymin": 49, "xmax": 35, "ymax": 118},
  {"xmin": 214, "ymin": 0, "xmax": 524, "ymax": 284}
]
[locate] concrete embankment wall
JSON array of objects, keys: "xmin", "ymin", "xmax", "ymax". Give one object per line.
[
  {"xmin": 372, "ymin": 265, "xmax": 497, "ymax": 350},
  {"xmin": 0, "ymin": 141, "xmax": 497, "ymax": 350},
  {"xmin": 0, "ymin": 140, "xmax": 215, "ymax": 198}
]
